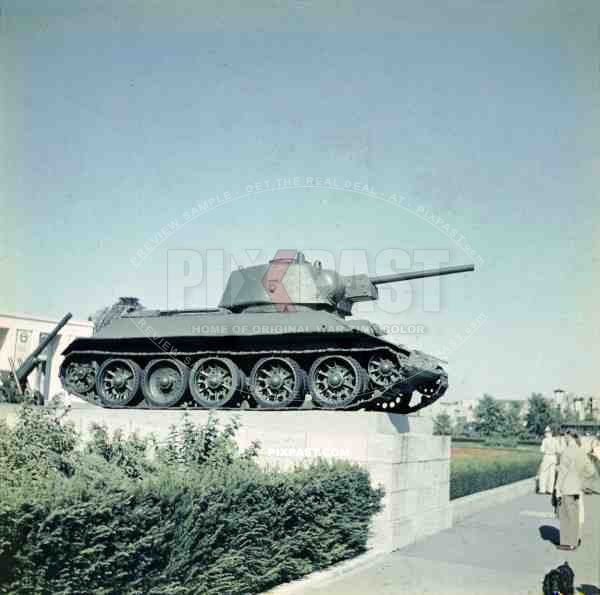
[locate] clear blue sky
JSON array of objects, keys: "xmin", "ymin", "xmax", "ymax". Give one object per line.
[{"xmin": 2, "ymin": 1, "xmax": 598, "ymax": 401}]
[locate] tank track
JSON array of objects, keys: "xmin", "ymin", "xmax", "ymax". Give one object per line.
[{"xmin": 60, "ymin": 344, "xmax": 447, "ymax": 414}]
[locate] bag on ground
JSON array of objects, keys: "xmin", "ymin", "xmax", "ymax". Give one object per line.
[{"xmin": 542, "ymin": 561, "xmax": 574, "ymax": 595}]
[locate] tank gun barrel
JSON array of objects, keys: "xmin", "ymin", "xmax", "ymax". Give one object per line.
[
  {"xmin": 15, "ymin": 312, "xmax": 72, "ymax": 384},
  {"xmin": 370, "ymin": 264, "xmax": 475, "ymax": 286}
]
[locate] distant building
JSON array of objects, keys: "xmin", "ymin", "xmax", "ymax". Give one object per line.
[
  {"xmin": 419, "ymin": 399, "xmax": 478, "ymax": 423},
  {"xmin": 0, "ymin": 312, "xmax": 94, "ymax": 400},
  {"xmin": 560, "ymin": 421, "xmax": 600, "ymax": 436},
  {"xmin": 422, "ymin": 390, "xmax": 598, "ymax": 434},
  {"xmin": 553, "ymin": 388, "xmax": 600, "ymax": 421},
  {"xmin": 420, "ymin": 396, "xmax": 530, "ymax": 429}
]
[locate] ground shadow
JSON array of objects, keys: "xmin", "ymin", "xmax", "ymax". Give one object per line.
[
  {"xmin": 577, "ymin": 585, "xmax": 600, "ymax": 595},
  {"xmin": 539, "ymin": 525, "xmax": 560, "ymax": 545}
]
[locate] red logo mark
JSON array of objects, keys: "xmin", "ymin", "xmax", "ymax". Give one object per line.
[{"xmin": 261, "ymin": 249, "xmax": 297, "ymax": 312}]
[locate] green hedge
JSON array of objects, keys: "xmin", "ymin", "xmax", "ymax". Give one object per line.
[
  {"xmin": 0, "ymin": 400, "xmax": 384, "ymax": 595},
  {"xmin": 450, "ymin": 452, "xmax": 541, "ymax": 500},
  {"xmin": 481, "ymin": 435, "xmax": 520, "ymax": 448},
  {"xmin": 451, "ymin": 436, "xmax": 484, "ymax": 443},
  {"xmin": 452, "ymin": 436, "xmax": 541, "ymax": 447}
]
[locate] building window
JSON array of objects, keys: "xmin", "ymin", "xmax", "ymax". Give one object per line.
[
  {"xmin": 0, "ymin": 327, "xmax": 8, "ymax": 351},
  {"xmin": 14, "ymin": 329, "xmax": 34, "ymax": 367}
]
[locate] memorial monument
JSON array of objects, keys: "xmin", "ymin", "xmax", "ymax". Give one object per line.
[{"xmin": 58, "ymin": 250, "xmax": 474, "ymax": 413}]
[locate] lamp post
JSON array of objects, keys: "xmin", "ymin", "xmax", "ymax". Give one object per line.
[{"xmin": 553, "ymin": 388, "xmax": 565, "ymax": 412}]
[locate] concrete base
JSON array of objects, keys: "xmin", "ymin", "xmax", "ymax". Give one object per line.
[{"xmin": 0, "ymin": 401, "xmax": 451, "ymax": 553}]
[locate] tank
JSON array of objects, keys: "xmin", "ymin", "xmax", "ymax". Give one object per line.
[{"xmin": 59, "ymin": 252, "xmax": 474, "ymax": 413}]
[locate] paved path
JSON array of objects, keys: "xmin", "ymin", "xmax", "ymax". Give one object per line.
[{"xmin": 300, "ymin": 492, "xmax": 600, "ymax": 595}]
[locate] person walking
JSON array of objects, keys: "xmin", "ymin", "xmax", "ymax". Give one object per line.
[
  {"xmin": 591, "ymin": 434, "xmax": 600, "ymax": 461},
  {"xmin": 538, "ymin": 427, "xmax": 558, "ymax": 494},
  {"xmin": 588, "ymin": 434, "xmax": 600, "ymax": 493},
  {"xmin": 556, "ymin": 431, "xmax": 567, "ymax": 459},
  {"xmin": 554, "ymin": 431, "xmax": 596, "ymax": 550}
]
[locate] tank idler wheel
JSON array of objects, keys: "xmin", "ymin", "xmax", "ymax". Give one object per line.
[
  {"xmin": 96, "ymin": 358, "xmax": 142, "ymax": 408},
  {"xmin": 189, "ymin": 357, "xmax": 243, "ymax": 408},
  {"xmin": 416, "ymin": 383, "xmax": 438, "ymax": 398},
  {"xmin": 308, "ymin": 355, "xmax": 367, "ymax": 409},
  {"xmin": 413, "ymin": 368, "xmax": 447, "ymax": 407},
  {"xmin": 60, "ymin": 357, "xmax": 96, "ymax": 397},
  {"xmin": 142, "ymin": 358, "xmax": 189, "ymax": 408},
  {"xmin": 367, "ymin": 353, "xmax": 406, "ymax": 389},
  {"xmin": 394, "ymin": 369, "xmax": 447, "ymax": 413},
  {"xmin": 250, "ymin": 357, "xmax": 305, "ymax": 409}
]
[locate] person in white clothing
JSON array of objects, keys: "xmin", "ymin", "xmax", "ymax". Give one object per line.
[
  {"xmin": 555, "ymin": 431, "xmax": 596, "ymax": 550},
  {"xmin": 591, "ymin": 435, "xmax": 600, "ymax": 461},
  {"xmin": 555, "ymin": 431, "xmax": 567, "ymax": 460},
  {"xmin": 538, "ymin": 427, "xmax": 558, "ymax": 494}
]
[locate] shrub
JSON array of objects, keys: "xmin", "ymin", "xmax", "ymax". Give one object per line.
[
  {"xmin": 482, "ymin": 434, "xmax": 520, "ymax": 449},
  {"xmin": 0, "ymin": 398, "xmax": 78, "ymax": 489},
  {"xmin": 451, "ymin": 436, "xmax": 484, "ymax": 444},
  {"xmin": 0, "ymin": 400, "xmax": 383, "ymax": 595}
]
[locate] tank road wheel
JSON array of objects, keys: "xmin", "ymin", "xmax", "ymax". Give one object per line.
[
  {"xmin": 250, "ymin": 357, "xmax": 305, "ymax": 409},
  {"xmin": 367, "ymin": 353, "xmax": 406, "ymax": 390},
  {"xmin": 60, "ymin": 358, "xmax": 96, "ymax": 397},
  {"xmin": 96, "ymin": 358, "xmax": 142, "ymax": 408},
  {"xmin": 308, "ymin": 355, "xmax": 366, "ymax": 409},
  {"xmin": 189, "ymin": 357, "xmax": 242, "ymax": 408},
  {"xmin": 142, "ymin": 359, "xmax": 189, "ymax": 408}
]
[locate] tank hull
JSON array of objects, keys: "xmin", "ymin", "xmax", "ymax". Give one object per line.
[{"xmin": 60, "ymin": 310, "xmax": 447, "ymax": 413}]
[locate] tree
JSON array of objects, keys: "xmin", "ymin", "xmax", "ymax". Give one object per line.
[
  {"xmin": 504, "ymin": 401, "xmax": 524, "ymax": 438},
  {"xmin": 453, "ymin": 415, "xmax": 468, "ymax": 437},
  {"xmin": 474, "ymin": 394, "xmax": 506, "ymax": 437},
  {"xmin": 561, "ymin": 408, "xmax": 580, "ymax": 424},
  {"xmin": 433, "ymin": 413, "xmax": 453, "ymax": 436},
  {"xmin": 525, "ymin": 393, "xmax": 560, "ymax": 438}
]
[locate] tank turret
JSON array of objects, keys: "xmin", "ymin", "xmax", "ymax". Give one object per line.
[
  {"xmin": 60, "ymin": 251, "xmax": 475, "ymax": 414},
  {"xmin": 220, "ymin": 251, "xmax": 474, "ymax": 315}
]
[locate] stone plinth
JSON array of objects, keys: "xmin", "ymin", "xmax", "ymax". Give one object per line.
[{"xmin": 0, "ymin": 402, "xmax": 451, "ymax": 553}]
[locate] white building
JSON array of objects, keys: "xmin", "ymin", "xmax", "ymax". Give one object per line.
[
  {"xmin": 0, "ymin": 312, "xmax": 94, "ymax": 400},
  {"xmin": 553, "ymin": 389, "xmax": 600, "ymax": 421},
  {"xmin": 421, "ymin": 396, "xmax": 530, "ymax": 427},
  {"xmin": 419, "ymin": 399, "xmax": 478, "ymax": 423}
]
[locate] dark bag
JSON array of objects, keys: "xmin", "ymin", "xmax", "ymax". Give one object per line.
[
  {"xmin": 543, "ymin": 561, "xmax": 574, "ymax": 595},
  {"xmin": 557, "ymin": 562, "xmax": 574, "ymax": 595},
  {"xmin": 543, "ymin": 568, "xmax": 562, "ymax": 595}
]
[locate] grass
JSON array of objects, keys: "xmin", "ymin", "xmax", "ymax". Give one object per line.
[
  {"xmin": 450, "ymin": 444, "xmax": 542, "ymax": 500},
  {"xmin": 452, "ymin": 440, "xmax": 540, "ymax": 452}
]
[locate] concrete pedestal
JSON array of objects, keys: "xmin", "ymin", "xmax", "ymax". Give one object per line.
[{"xmin": 0, "ymin": 402, "xmax": 451, "ymax": 553}]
